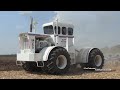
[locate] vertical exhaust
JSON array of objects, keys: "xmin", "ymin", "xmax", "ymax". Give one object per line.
[{"xmin": 30, "ymin": 16, "xmax": 33, "ymax": 32}]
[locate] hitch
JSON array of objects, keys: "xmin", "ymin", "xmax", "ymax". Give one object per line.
[
  {"xmin": 16, "ymin": 61, "xmax": 23, "ymax": 66},
  {"xmin": 36, "ymin": 61, "xmax": 44, "ymax": 67}
]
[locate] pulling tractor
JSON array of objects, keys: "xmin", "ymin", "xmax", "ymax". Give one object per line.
[{"xmin": 17, "ymin": 18, "xmax": 104, "ymax": 74}]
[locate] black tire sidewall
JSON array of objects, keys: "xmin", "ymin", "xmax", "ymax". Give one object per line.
[
  {"xmin": 43, "ymin": 47, "xmax": 71, "ymax": 74},
  {"xmin": 53, "ymin": 49, "xmax": 70, "ymax": 73},
  {"xmin": 88, "ymin": 48, "xmax": 104, "ymax": 69}
]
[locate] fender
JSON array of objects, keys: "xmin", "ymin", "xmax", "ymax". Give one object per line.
[
  {"xmin": 38, "ymin": 46, "xmax": 65, "ymax": 61},
  {"xmin": 76, "ymin": 47, "xmax": 98, "ymax": 63}
]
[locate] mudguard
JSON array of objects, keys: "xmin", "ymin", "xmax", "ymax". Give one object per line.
[
  {"xmin": 38, "ymin": 46, "xmax": 63, "ymax": 61},
  {"xmin": 76, "ymin": 47, "xmax": 97, "ymax": 63}
]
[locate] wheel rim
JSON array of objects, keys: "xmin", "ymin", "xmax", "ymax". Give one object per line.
[
  {"xmin": 94, "ymin": 55, "xmax": 102, "ymax": 67},
  {"xmin": 56, "ymin": 55, "xmax": 67, "ymax": 69}
]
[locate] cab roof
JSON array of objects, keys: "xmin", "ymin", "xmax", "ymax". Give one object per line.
[{"xmin": 42, "ymin": 22, "xmax": 74, "ymax": 28}]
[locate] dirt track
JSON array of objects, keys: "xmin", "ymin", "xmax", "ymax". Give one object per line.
[{"xmin": 0, "ymin": 55, "xmax": 120, "ymax": 79}]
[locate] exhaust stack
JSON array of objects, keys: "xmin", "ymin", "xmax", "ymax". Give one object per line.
[{"xmin": 30, "ymin": 17, "xmax": 33, "ymax": 32}]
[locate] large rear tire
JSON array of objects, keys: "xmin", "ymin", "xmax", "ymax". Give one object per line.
[
  {"xmin": 22, "ymin": 62, "xmax": 42, "ymax": 72},
  {"xmin": 80, "ymin": 48, "xmax": 104, "ymax": 69},
  {"xmin": 41, "ymin": 47, "xmax": 71, "ymax": 75}
]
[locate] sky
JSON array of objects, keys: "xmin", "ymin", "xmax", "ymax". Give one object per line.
[{"xmin": 0, "ymin": 11, "xmax": 120, "ymax": 54}]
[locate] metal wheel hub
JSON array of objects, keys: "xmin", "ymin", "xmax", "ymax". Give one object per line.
[
  {"xmin": 56, "ymin": 55, "xmax": 67, "ymax": 69},
  {"xmin": 94, "ymin": 55, "xmax": 102, "ymax": 67}
]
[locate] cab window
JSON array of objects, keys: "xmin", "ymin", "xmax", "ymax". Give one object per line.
[
  {"xmin": 58, "ymin": 26, "xmax": 61, "ymax": 34},
  {"xmin": 62, "ymin": 27, "xmax": 66, "ymax": 35},
  {"xmin": 68, "ymin": 28, "xmax": 73, "ymax": 35},
  {"xmin": 55, "ymin": 26, "xmax": 61, "ymax": 34},
  {"xmin": 44, "ymin": 25, "xmax": 54, "ymax": 34}
]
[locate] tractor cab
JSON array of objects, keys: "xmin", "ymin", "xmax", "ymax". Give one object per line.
[
  {"xmin": 43, "ymin": 22, "xmax": 74, "ymax": 36},
  {"xmin": 42, "ymin": 22, "xmax": 74, "ymax": 48}
]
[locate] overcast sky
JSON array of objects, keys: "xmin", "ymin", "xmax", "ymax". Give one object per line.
[{"xmin": 0, "ymin": 11, "xmax": 120, "ymax": 54}]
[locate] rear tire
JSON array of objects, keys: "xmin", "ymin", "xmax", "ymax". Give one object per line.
[
  {"xmin": 22, "ymin": 62, "xmax": 42, "ymax": 72},
  {"xmin": 80, "ymin": 48, "xmax": 104, "ymax": 69},
  {"xmin": 41, "ymin": 47, "xmax": 71, "ymax": 75}
]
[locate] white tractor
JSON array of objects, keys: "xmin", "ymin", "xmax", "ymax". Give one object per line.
[{"xmin": 17, "ymin": 17, "xmax": 104, "ymax": 74}]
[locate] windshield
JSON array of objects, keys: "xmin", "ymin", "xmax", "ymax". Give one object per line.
[{"xmin": 44, "ymin": 25, "xmax": 54, "ymax": 34}]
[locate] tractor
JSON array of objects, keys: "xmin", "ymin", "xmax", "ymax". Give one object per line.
[{"xmin": 17, "ymin": 17, "xmax": 104, "ymax": 74}]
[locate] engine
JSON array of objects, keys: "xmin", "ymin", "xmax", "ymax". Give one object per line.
[
  {"xmin": 35, "ymin": 40, "xmax": 50, "ymax": 53},
  {"xmin": 35, "ymin": 36, "xmax": 55, "ymax": 53}
]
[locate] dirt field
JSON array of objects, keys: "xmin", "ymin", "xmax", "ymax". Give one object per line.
[{"xmin": 0, "ymin": 55, "xmax": 120, "ymax": 79}]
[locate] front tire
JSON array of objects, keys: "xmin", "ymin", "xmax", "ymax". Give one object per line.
[{"xmin": 42, "ymin": 47, "xmax": 71, "ymax": 75}]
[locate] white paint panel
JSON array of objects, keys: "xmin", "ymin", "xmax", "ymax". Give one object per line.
[
  {"xmin": 17, "ymin": 53, "xmax": 35, "ymax": 61},
  {"xmin": 17, "ymin": 46, "xmax": 57, "ymax": 62}
]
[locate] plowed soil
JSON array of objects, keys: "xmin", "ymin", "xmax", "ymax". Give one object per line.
[{"xmin": 0, "ymin": 55, "xmax": 120, "ymax": 79}]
